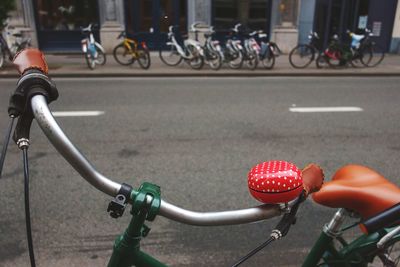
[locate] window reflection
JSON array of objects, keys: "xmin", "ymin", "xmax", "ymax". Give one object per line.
[
  {"xmin": 213, "ymin": 0, "xmax": 270, "ymax": 30},
  {"xmin": 34, "ymin": 0, "xmax": 99, "ymax": 31},
  {"xmin": 277, "ymin": 0, "xmax": 298, "ymax": 27}
]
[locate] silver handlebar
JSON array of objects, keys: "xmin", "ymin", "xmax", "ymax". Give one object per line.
[{"xmin": 31, "ymin": 95, "xmax": 284, "ymax": 226}]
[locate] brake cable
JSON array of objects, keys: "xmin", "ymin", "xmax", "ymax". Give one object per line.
[
  {"xmin": 0, "ymin": 116, "xmax": 15, "ymax": 178},
  {"xmin": 230, "ymin": 192, "xmax": 306, "ymax": 267},
  {"xmin": 20, "ymin": 140, "xmax": 36, "ymax": 267}
]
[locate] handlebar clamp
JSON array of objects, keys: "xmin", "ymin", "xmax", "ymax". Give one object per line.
[{"xmin": 107, "ymin": 183, "xmax": 133, "ymax": 219}]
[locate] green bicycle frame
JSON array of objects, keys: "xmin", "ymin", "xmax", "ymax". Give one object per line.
[
  {"xmin": 107, "ymin": 183, "xmax": 399, "ymax": 267},
  {"xmin": 303, "ymin": 225, "xmax": 400, "ymax": 267}
]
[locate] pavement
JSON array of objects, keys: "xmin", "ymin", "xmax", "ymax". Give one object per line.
[{"xmin": 0, "ymin": 52, "xmax": 400, "ymax": 77}]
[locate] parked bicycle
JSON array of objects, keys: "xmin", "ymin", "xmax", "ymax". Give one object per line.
[
  {"xmin": 2, "ymin": 48, "xmax": 400, "ymax": 267},
  {"xmin": 220, "ymin": 25, "xmax": 245, "ymax": 69},
  {"xmin": 289, "ymin": 31, "xmax": 326, "ymax": 69},
  {"xmin": 200, "ymin": 26, "xmax": 223, "ymax": 70},
  {"xmin": 231, "ymin": 23, "xmax": 259, "ymax": 70},
  {"xmin": 0, "ymin": 22, "xmax": 31, "ymax": 69},
  {"xmin": 251, "ymin": 30, "xmax": 281, "ymax": 70},
  {"xmin": 113, "ymin": 31, "xmax": 151, "ymax": 69},
  {"xmin": 159, "ymin": 25, "xmax": 204, "ymax": 70},
  {"xmin": 81, "ymin": 24, "xmax": 106, "ymax": 70},
  {"xmin": 322, "ymin": 29, "xmax": 385, "ymax": 68}
]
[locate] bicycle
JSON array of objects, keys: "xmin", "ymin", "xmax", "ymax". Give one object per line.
[
  {"xmin": 81, "ymin": 24, "xmax": 106, "ymax": 70},
  {"xmin": 231, "ymin": 24, "xmax": 259, "ymax": 70},
  {"xmin": 201, "ymin": 26, "xmax": 223, "ymax": 70},
  {"xmin": 220, "ymin": 24, "xmax": 245, "ymax": 69},
  {"xmin": 349, "ymin": 29, "xmax": 385, "ymax": 67},
  {"xmin": 113, "ymin": 31, "xmax": 151, "ymax": 69},
  {"xmin": 289, "ymin": 31, "xmax": 327, "ymax": 69},
  {"xmin": 2, "ymin": 48, "xmax": 400, "ymax": 267},
  {"xmin": 251, "ymin": 30, "xmax": 280, "ymax": 70},
  {"xmin": 159, "ymin": 25, "xmax": 204, "ymax": 70},
  {"xmin": 0, "ymin": 22, "xmax": 31, "ymax": 69}
]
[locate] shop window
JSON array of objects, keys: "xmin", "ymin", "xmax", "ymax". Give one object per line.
[
  {"xmin": 213, "ymin": 0, "xmax": 270, "ymax": 31},
  {"xmin": 34, "ymin": 0, "xmax": 99, "ymax": 31},
  {"xmin": 277, "ymin": 0, "xmax": 298, "ymax": 27}
]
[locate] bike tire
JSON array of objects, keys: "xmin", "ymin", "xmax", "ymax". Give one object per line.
[
  {"xmin": 228, "ymin": 49, "xmax": 243, "ymax": 69},
  {"xmin": 113, "ymin": 43, "xmax": 134, "ymax": 66},
  {"xmin": 159, "ymin": 44, "xmax": 183, "ymax": 66},
  {"xmin": 0, "ymin": 49, "xmax": 5, "ymax": 69},
  {"xmin": 261, "ymin": 48, "xmax": 275, "ymax": 70},
  {"xmin": 96, "ymin": 47, "xmax": 107, "ymax": 66},
  {"xmin": 185, "ymin": 44, "xmax": 204, "ymax": 70},
  {"xmin": 245, "ymin": 50, "xmax": 258, "ymax": 70},
  {"xmin": 315, "ymin": 53, "xmax": 328, "ymax": 69},
  {"xmin": 289, "ymin": 44, "xmax": 315, "ymax": 69},
  {"xmin": 205, "ymin": 49, "xmax": 222, "ymax": 70},
  {"xmin": 85, "ymin": 53, "xmax": 96, "ymax": 70},
  {"xmin": 362, "ymin": 43, "xmax": 385, "ymax": 67},
  {"xmin": 137, "ymin": 49, "xmax": 151, "ymax": 70}
]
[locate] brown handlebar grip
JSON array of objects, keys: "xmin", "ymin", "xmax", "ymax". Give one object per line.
[{"xmin": 13, "ymin": 48, "xmax": 49, "ymax": 76}]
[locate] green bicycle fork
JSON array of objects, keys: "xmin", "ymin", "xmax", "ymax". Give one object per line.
[{"xmin": 107, "ymin": 182, "xmax": 167, "ymax": 267}]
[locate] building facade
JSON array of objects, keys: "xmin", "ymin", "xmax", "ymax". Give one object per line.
[{"xmin": 8, "ymin": 0, "xmax": 400, "ymax": 53}]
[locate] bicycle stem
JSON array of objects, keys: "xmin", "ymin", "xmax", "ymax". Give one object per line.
[{"xmin": 30, "ymin": 95, "xmax": 285, "ymax": 226}]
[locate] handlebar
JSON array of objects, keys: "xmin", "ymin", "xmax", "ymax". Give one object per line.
[{"xmin": 12, "ymin": 48, "xmax": 295, "ymax": 226}]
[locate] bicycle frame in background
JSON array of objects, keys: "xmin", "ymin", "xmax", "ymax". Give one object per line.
[{"xmin": 81, "ymin": 24, "xmax": 106, "ymax": 70}]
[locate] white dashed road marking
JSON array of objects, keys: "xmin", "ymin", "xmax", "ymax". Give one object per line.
[
  {"xmin": 52, "ymin": 111, "xmax": 105, "ymax": 117},
  {"xmin": 289, "ymin": 107, "xmax": 363, "ymax": 113}
]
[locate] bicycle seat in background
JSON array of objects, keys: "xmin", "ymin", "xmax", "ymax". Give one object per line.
[{"xmin": 312, "ymin": 165, "xmax": 400, "ymax": 219}]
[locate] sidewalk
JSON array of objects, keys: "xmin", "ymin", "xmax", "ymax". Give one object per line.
[{"xmin": 1, "ymin": 52, "xmax": 400, "ymax": 78}]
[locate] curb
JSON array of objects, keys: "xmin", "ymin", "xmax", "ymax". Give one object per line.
[{"xmin": 1, "ymin": 71, "xmax": 400, "ymax": 78}]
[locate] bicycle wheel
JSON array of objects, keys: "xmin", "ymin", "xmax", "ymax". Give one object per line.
[
  {"xmin": 113, "ymin": 43, "xmax": 134, "ymax": 66},
  {"xmin": 85, "ymin": 53, "xmax": 96, "ymax": 70},
  {"xmin": 0, "ymin": 49, "xmax": 5, "ymax": 69},
  {"xmin": 315, "ymin": 53, "xmax": 328, "ymax": 68},
  {"xmin": 289, "ymin": 44, "xmax": 315, "ymax": 68},
  {"xmin": 362, "ymin": 44, "xmax": 385, "ymax": 67},
  {"xmin": 205, "ymin": 49, "xmax": 222, "ymax": 70},
  {"xmin": 159, "ymin": 44, "xmax": 183, "ymax": 66},
  {"xmin": 228, "ymin": 49, "xmax": 243, "ymax": 69},
  {"xmin": 261, "ymin": 49, "xmax": 275, "ymax": 69},
  {"xmin": 137, "ymin": 49, "xmax": 151, "ymax": 69},
  {"xmin": 245, "ymin": 50, "xmax": 258, "ymax": 70},
  {"xmin": 185, "ymin": 44, "xmax": 204, "ymax": 70},
  {"xmin": 350, "ymin": 52, "xmax": 367, "ymax": 68},
  {"xmin": 95, "ymin": 48, "xmax": 107, "ymax": 66}
]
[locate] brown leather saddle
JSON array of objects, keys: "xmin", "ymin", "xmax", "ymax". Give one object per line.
[{"xmin": 312, "ymin": 164, "xmax": 400, "ymax": 219}]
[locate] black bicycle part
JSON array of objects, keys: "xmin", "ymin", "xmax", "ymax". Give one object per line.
[
  {"xmin": 107, "ymin": 183, "xmax": 133, "ymax": 218},
  {"xmin": 230, "ymin": 191, "xmax": 306, "ymax": 267},
  {"xmin": 0, "ymin": 116, "xmax": 15, "ymax": 178},
  {"xmin": 8, "ymin": 70, "xmax": 58, "ymax": 143},
  {"xmin": 361, "ymin": 202, "xmax": 400, "ymax": 234},
  {"xmin": 22, "ymin": 147, "xmax": 36, "ymax": 267}
]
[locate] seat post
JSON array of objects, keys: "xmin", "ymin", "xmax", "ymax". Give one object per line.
[{"xmin": 324, "ymin": 208, "xmax": 347, "ymax": 237}]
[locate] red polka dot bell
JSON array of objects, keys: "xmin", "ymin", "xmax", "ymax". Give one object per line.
[{"xmin": 248, "ymin": 160, "xmax": 303, "ymax": 204}]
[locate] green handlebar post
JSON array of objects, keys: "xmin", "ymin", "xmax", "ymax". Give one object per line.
[
  {"xmin": 302, "ymin": 231, "xmax": 334, "ymax": 267},
  {"xmin": 107, "ymin": 182, "xmax": 166, "ymax": 267}
]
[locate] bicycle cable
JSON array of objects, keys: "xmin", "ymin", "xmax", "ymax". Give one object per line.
[
  {"xmin": 22, "ymin": 145, "xmax": 36, "ymax": 267},
  {"xmin": 230, "ymin": 237, "xmax": 275, "ymax": 267},
  {"xmin": 0, "ymin": 116, "xmax": 15, "ymax": 178}
]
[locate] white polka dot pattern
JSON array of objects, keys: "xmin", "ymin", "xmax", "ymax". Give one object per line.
[{"xmin": 247, "ymin": 160, "xmax": 303, "ymax": 204}]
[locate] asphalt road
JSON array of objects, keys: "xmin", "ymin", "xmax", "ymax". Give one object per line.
[{"xmin": 0, "ymin": 77, "xmax": 399, "ymax": 267}]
